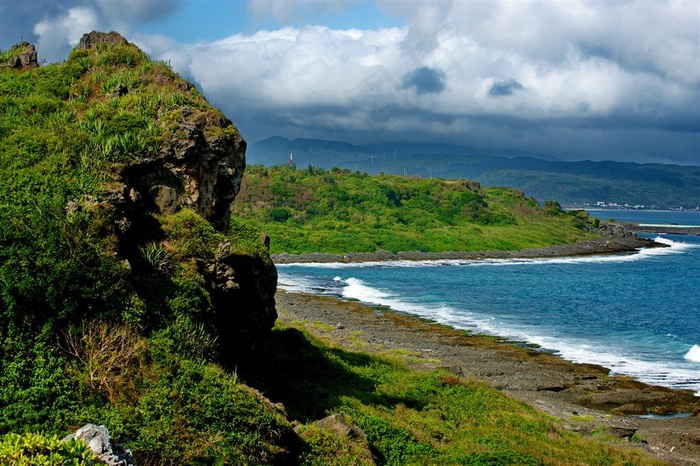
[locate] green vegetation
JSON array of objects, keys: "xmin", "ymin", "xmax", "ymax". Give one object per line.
[
  {"xmin": 0, "ymin": 38, "xmax": 285, "ymax": 464},
  {"xmin": 231, "ymin": 316, "xmax": 665, "ymax": 465},
  {"xmin": 231, "ymin": 165, "xmax": 599, "ymax": 254},
  {"xmin": 0, "ymin": 432, "xmax": 96, "ymax": 465}
]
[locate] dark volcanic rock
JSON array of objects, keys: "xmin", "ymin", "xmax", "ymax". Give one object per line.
[{"xmin": 201, "ymin": 243, "xmax": 278, "ymax": 354}]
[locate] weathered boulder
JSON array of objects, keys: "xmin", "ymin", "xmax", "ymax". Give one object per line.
[
  {"xmin": 1, "ymin": 42, "xmax": 39, "ymax": 69},
  {"xmin": 113, "ymin": 100, "xmax": 246, "ymax": 232},
  {"xmin": 77, "ymin": 31, "xmax": 129, "ymax": 50},
  {"xmin": 62, "ymin": 424, "xmax": 134, "ymax": 466},
  {"xmin": 312, "ymin": 412, "xmax": 375, "ymax": 465}
]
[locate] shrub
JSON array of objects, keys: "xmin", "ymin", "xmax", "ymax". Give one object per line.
[{"xmin": 0, "ymin": 432, "xmax": 96, "ymax": 465}]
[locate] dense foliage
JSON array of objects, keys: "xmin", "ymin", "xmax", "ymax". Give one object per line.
[
  {"xmin": 0, "ymin": 432, "xmax": 96, "ymax": 465},
  {"xmin": 231, "ymin": 165, "xmax": 598, "ymax": 254}
]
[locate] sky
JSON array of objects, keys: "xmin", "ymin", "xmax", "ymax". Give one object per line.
[{"xmin": 1, "ymin": 0, "xmax": 699, "ymax": 165}]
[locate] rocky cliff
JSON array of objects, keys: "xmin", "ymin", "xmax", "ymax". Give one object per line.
[{"xmin": 0, "ymin": 32, "xmax": 277, "ymax": 360}]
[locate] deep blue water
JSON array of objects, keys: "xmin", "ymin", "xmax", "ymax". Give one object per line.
[{"xmin": 277, "ymin": 211, "xmax": 700, "ymax": 394}]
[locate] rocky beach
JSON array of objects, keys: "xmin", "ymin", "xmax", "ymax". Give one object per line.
[{"xmin": 272, "ymin": 234, "xmax": 662, "ymax": 264}]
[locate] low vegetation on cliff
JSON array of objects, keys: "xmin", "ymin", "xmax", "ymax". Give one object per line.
[
  {"xmin": 231, "ymin": 164, "xmax": 600, "ymax": 254},
  {"xmin": 0, "ymin": 35, "xmax": 662, "ymax": 464},
  {"xmin": 0, "ymin": 33, "xmax": 286, "ymax": 463}
]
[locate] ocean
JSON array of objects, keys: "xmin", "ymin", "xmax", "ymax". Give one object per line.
[{"xmin": 277, "ymin": 210, "xmax": 700, "ymax": 395}]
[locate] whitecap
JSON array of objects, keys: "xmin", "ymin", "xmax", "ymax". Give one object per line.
[{"xmin": 684, "ymin": 344, "xmax": 700, "ymax": 363}]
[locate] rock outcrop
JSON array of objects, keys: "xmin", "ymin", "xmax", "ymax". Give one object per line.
[
  {"xmin": 202, "ymin": 240, "xmax": 278, "ymax": 352},
  {"xmin": 74, "ymin": 32, "xmax": 276, "ymax": 346},
  {"xmin": 77, "ymin": 31, "xmax": 129, "ymax": 50},
  {"xmin": 62, "ymin": 424, "xmax": 134, "ymax": 466},
  {"xmin": 1, "ymin": 42, "xmax": 38, "ymax": 69}
]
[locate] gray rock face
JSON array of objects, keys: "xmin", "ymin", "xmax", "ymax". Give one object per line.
[
  {"xmin": 114, "ymin": 105, "xmax": 246, "ymax": 232},
  {"xmin": 62, "ymin": 424, "xmax": 134, "ymax": 466}
]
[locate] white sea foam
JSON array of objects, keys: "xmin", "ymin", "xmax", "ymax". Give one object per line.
[
  {"xmin": 684, "ymin": 345, "xmax": 700, "ymax": 363},
  {"xmin": 276, "ymin": 274, "xmax": 319, "ymax": 294},
  {"xmin": 329, "ymin": 276, "xmax": 700, "ymax": 394}
]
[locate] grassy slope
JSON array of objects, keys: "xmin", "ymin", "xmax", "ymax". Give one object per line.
[
  {"xmin": 231, "ymin": 165, "xmax": 599, "ymax": 254},
  {"xmin": 245, "ymin": 315, "xmax": 664, "ymax": 465}
]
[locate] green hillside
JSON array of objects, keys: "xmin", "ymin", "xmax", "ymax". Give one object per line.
[
  {"xmin": 0, "ymin": 35, "xmax": 290, "ymax": 463},
  {"xmin": 231, "ymin": 164, "xmax": 600, "ymax": 254}
]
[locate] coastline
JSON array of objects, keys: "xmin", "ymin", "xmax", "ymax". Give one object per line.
[
  {"xmin": 271, "ymin": 236, "xmax": 662, "ymax": 264},
  {"xmin": 276, "ymin": 289, "xmax": 700, "ymax": 465}
]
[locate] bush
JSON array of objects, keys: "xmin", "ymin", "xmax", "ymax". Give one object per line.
[{"xmin": 0, "ymin": 432, "xmax": 96, "ymax": 465}]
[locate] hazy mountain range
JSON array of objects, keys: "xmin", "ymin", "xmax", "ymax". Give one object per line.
[{"xmin": 248, "ymin": 137, "xmax": 700, "ymax": 209}]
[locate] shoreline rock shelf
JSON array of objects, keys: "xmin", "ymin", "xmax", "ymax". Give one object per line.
[{"xmin": 275, "ymin": 290, "xmax": 700, "ymax": 465}]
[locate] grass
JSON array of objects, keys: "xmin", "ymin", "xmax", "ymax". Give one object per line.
[
  {"xmin": 230, "ymin": 165, "xmax": 600, "ymax": 255},
  {"xmin": 234, "ymin": 315, "xmax": 666, "ymax": 465}
]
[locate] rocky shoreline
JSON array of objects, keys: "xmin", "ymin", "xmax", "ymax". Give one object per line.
[
  {"xmin": 276, "ymin": 290, "xmax": 700, "ymax": 465},
  {"xmin": 272, "ymin": 236, "xmax": 662, "ymax": 264}
]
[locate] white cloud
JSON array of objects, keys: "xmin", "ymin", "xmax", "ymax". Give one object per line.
[
  {"xmin": 33, "ymin": 6, "xmax": 101, "ymax": 62},
  {"xmin": 22, "ymin": 0, "xmax": 697, "ymax": 162}
]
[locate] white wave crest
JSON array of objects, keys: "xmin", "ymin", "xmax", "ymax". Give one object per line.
[
  {"xmin": 684, "ymin": 344, "xmax": 700, "ymax": 363},
  {"xmin": 341, "ymin": 277, "xmax": 391, "ymax": 302}
]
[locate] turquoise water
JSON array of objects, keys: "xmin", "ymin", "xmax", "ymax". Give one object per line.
[{"xmin": 277, "ymin": 211, "xmax": 700, "ymax": 394}]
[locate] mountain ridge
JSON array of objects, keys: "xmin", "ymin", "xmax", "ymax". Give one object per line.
[{"xmin": 249, "ymin": 136, "xmax": 700, "ymax": 209}]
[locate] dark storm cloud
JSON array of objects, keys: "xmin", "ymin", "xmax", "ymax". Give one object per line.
[
  {"xmin": 401, "ymin": 66, "xmax": 447, "ymax": 95},
  {"xmin": 488, "ymin": 79, "xmax": 524, "ymax": 97},
  {"xmin": 0, "ymin": 0, "xmax": 63, "ymax": 47}
]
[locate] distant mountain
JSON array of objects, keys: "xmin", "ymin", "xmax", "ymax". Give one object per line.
[{"xmin": 248, "ymin": 137, "xmax": 700, "ymax": 209}]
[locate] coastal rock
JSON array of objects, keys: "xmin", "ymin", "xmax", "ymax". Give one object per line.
[
  {"xmin": 597, "ymin": 220, "xmax": 636, "ymax": 239},
  {"xmin": 313, "ymin": 412, "xmax": 375, "ymax": 465},
  {"xmin": 66, "ymin": 33, "xmax": 275, "ymax": 348},
  {"xmin": 202, "ymin": 250, "xmax": 278, "ymax": 357},
  {"xmin": 118, "ymin": 103, "xmax": 246, "ymax": 231},
  {"xmin": 608, "ymin": 424, "xmax": 639, "ymax": 440},
  {"xmin": 62, "ymin": 424, "xmax": 134, "ymax": 466}
]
